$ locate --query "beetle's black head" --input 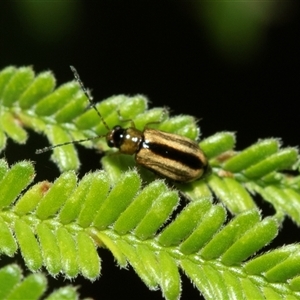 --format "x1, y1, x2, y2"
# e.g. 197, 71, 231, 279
106, 125, 125, 148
